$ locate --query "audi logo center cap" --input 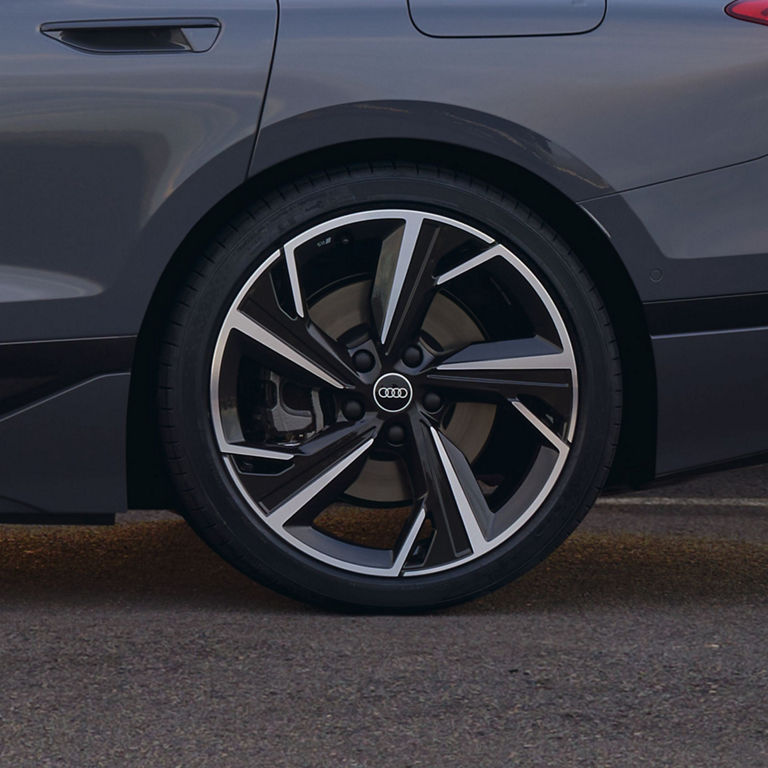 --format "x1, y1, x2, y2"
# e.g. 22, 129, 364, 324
373, 373, 413, 413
